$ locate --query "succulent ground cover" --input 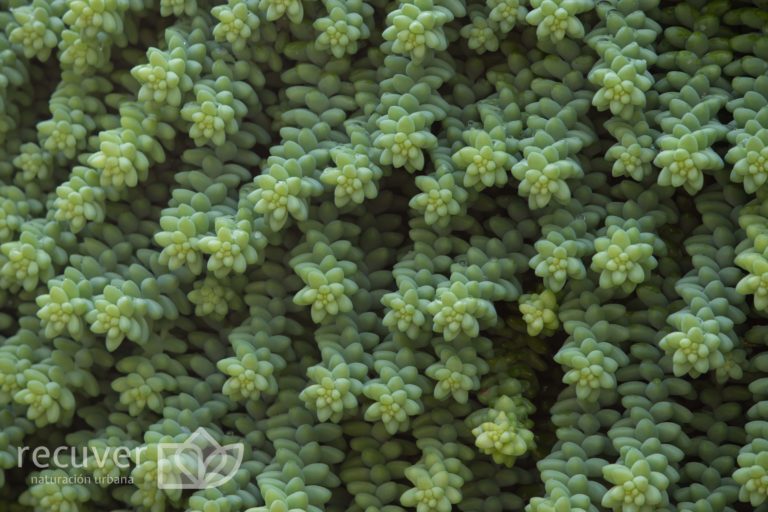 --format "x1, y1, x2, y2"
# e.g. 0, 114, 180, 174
1, 0, 768, 511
